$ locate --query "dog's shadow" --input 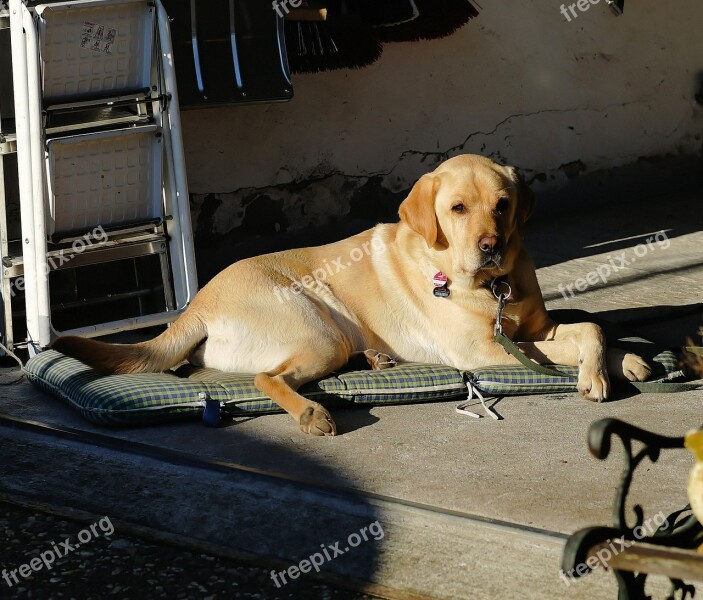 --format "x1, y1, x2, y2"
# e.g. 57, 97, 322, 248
552, 305, 701, 402
331, 407, 380, 434
608, 382, 646, 401
219, 406, 380, 435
